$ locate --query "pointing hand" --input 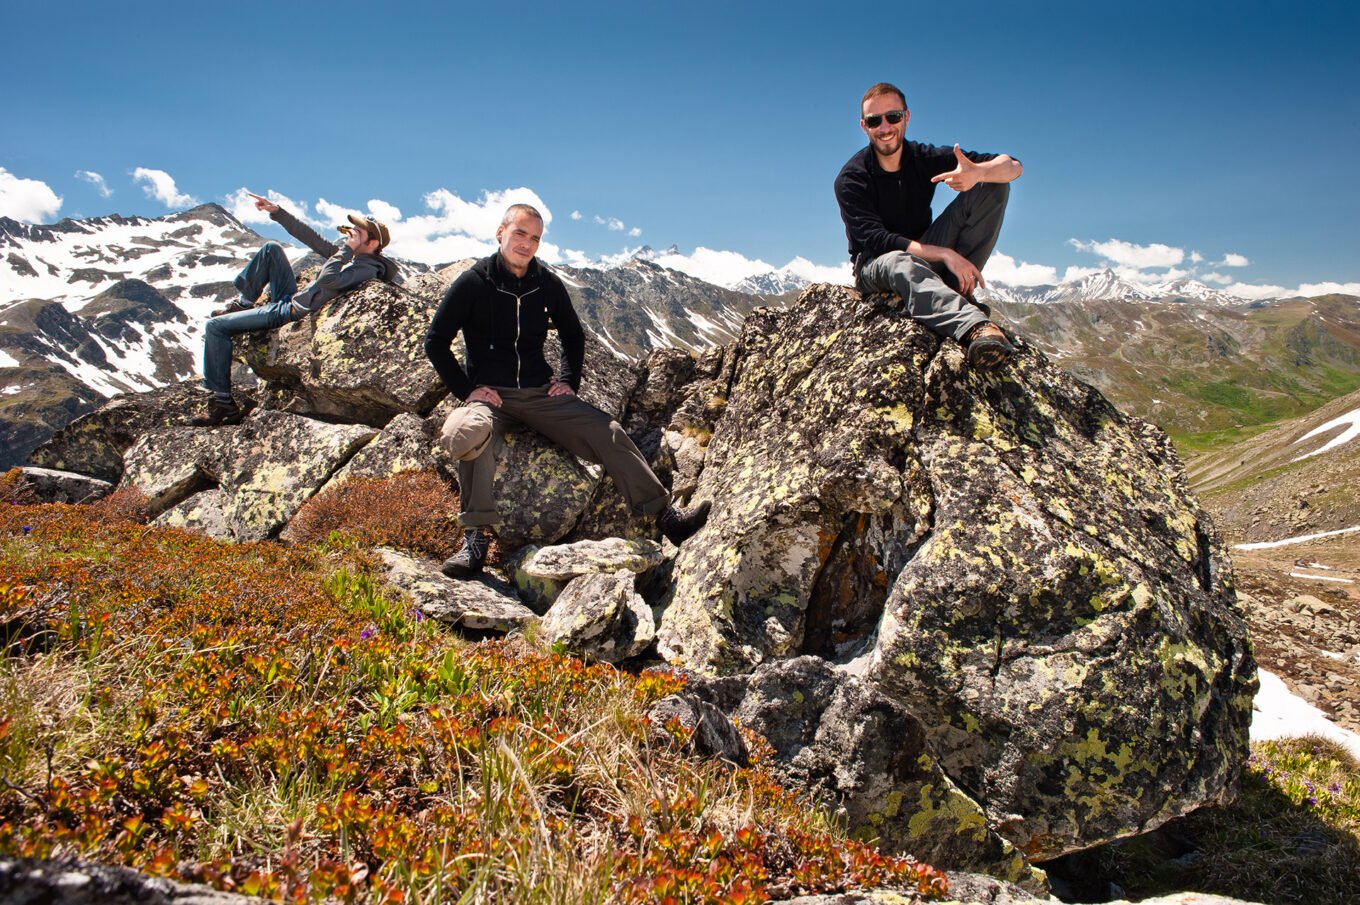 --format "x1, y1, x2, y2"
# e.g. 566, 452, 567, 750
246, 191, 279, 213
930, 145, 981, 193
